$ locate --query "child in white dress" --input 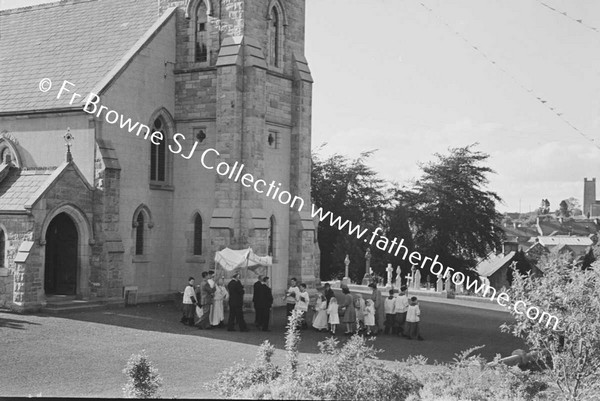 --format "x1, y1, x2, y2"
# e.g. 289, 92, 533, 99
312, 294, 328, 331
327, 297, 340, 334
355, 294, 366, 332
364, 299, 376, 336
